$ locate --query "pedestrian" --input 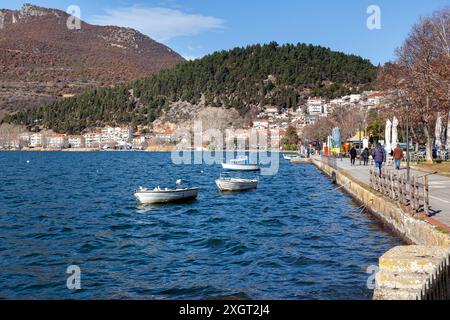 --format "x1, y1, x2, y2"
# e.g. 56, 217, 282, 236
362, 147, 370, 166
372, 143, 386, 176
349, 145, 357, 166
393, 144, 403, 170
